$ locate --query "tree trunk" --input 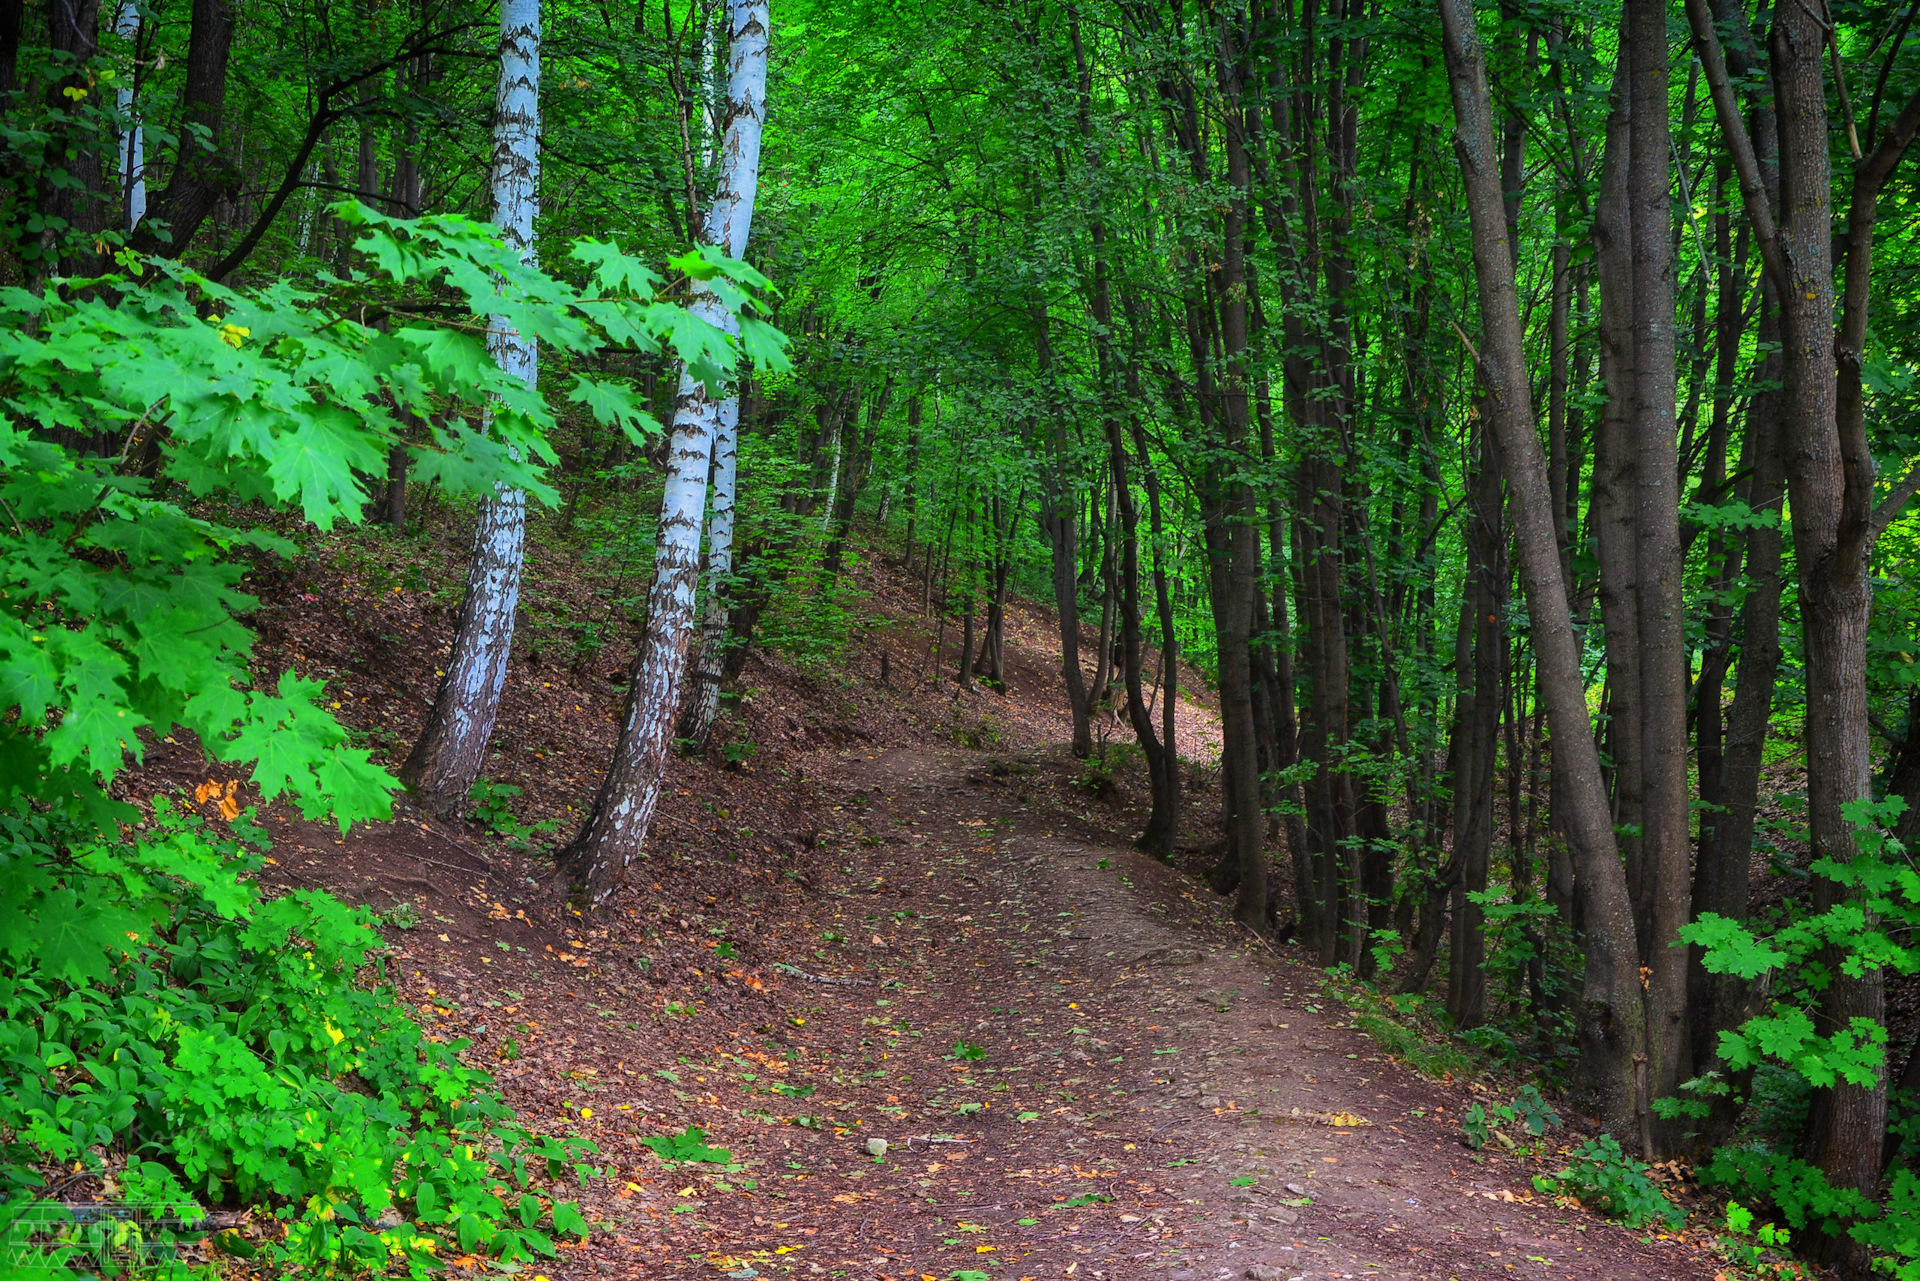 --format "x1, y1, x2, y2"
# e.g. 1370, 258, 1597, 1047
558, 0, 768, 904
1447, 424, 1503, 1031
1623, 0, 1694, 1136
130, 0, 234, 257
400, 0, 542, 816
1039, 305, 1093, 756
676, 394, 741, 747
114, 0, 145, 229
1437, 0, 1648, 1135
